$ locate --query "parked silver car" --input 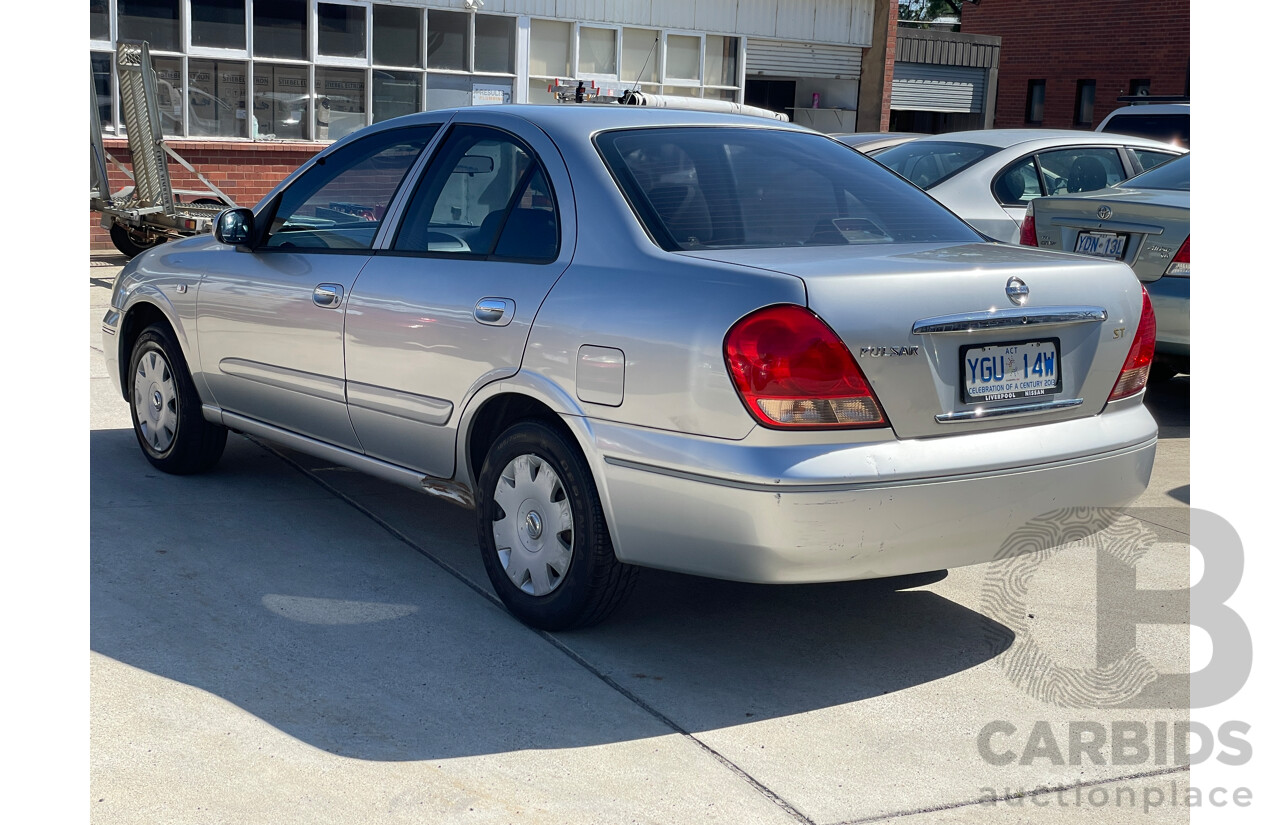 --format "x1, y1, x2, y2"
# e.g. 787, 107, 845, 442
102, 105, 1158, 629
1022, 153, 1189, 380
870, 129, 1185, 243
